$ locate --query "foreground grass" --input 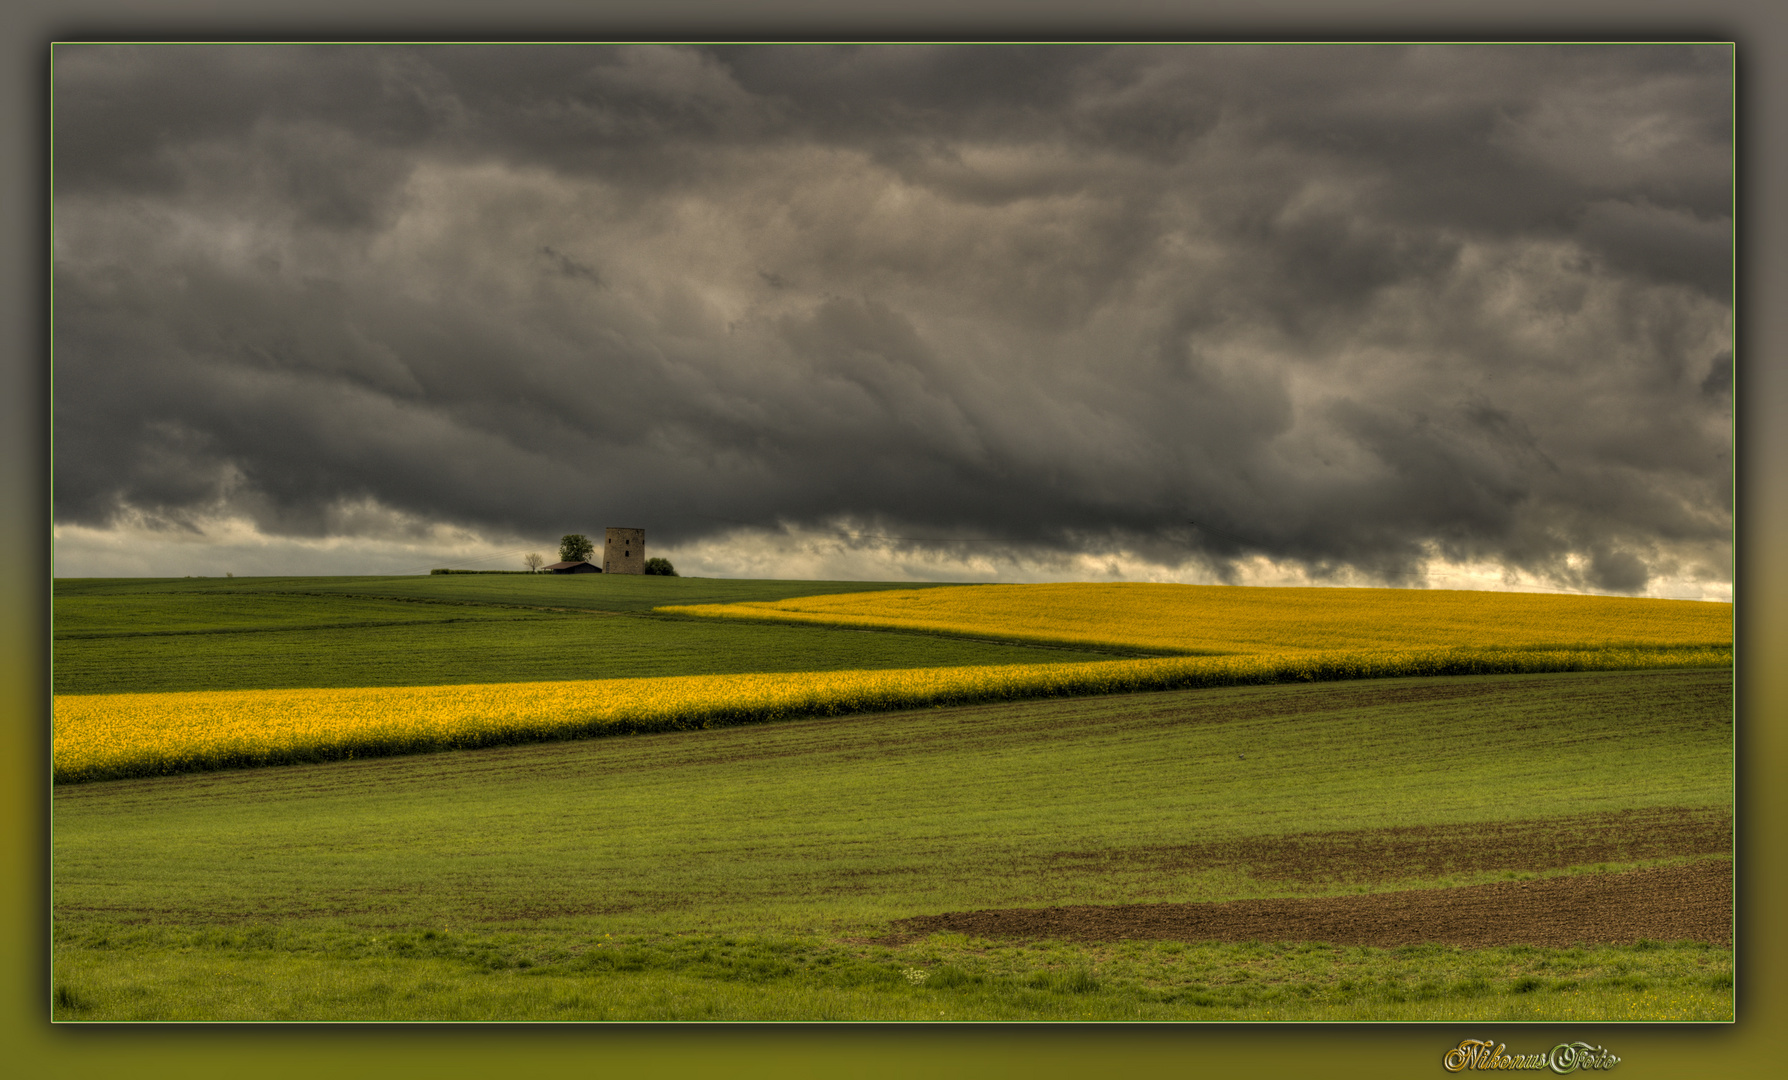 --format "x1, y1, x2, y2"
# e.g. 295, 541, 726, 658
50, 927, 1732, 1022
53, 669, 1731, 1020
54, 671, 1732, 927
